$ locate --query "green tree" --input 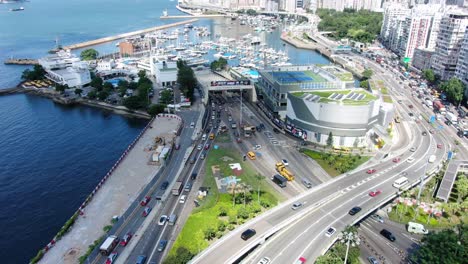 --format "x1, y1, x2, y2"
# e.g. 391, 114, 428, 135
237, 207, 249, 219
80, 49, 99, 61
123, 96, 143, 110
315, 254, 342, 264
218, 206, 228, 217
422, 69, 437, 85
97, 90, 109, 101
137, 70, 146, 79
103, 81, 114, 91
327, 132, 334, 148
163, 247, 195, 264
147, 103, 166, 117
204, 227, 216, 240
118, 86, 127, 97
54, 84, 68, 93
440, 77, 466, 107
21, 65, 46, 81
455, 175, 468, 203
159, 89, 173, 104
359, 80, 369, 89
246, 9, 257, 16
210, 58, 228, 71
87, 90, 97, 99
218, 221, 227, 232
177, 60, 197, 102
74, 88, 83, 96
90, 76, 103, 91
410, 225, 466, 264
362, 69, 373, 80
